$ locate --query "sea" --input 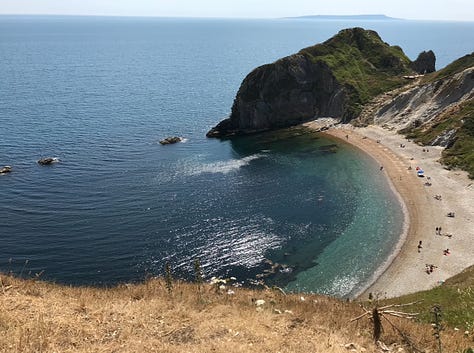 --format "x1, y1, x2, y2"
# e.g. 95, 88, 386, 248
1, 16, 473, 297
